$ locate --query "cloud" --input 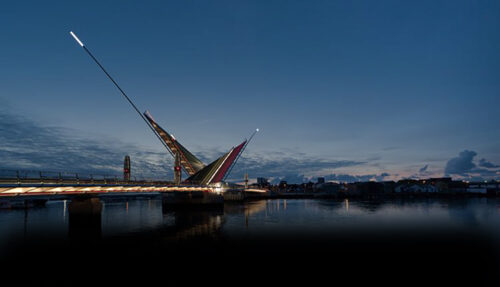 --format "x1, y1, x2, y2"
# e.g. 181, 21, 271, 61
444, 150, 499, 181
409, 164, 435, 179
0, 109, 173, 179
278, 174, 307, 184
382, 146, 400, 151
444, 150, 477, 175
225, 152, 366, 183
0, 108, 370, 182
419, 165, 428, 173
479, 158, 499, 169
4, 107, 497, 184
